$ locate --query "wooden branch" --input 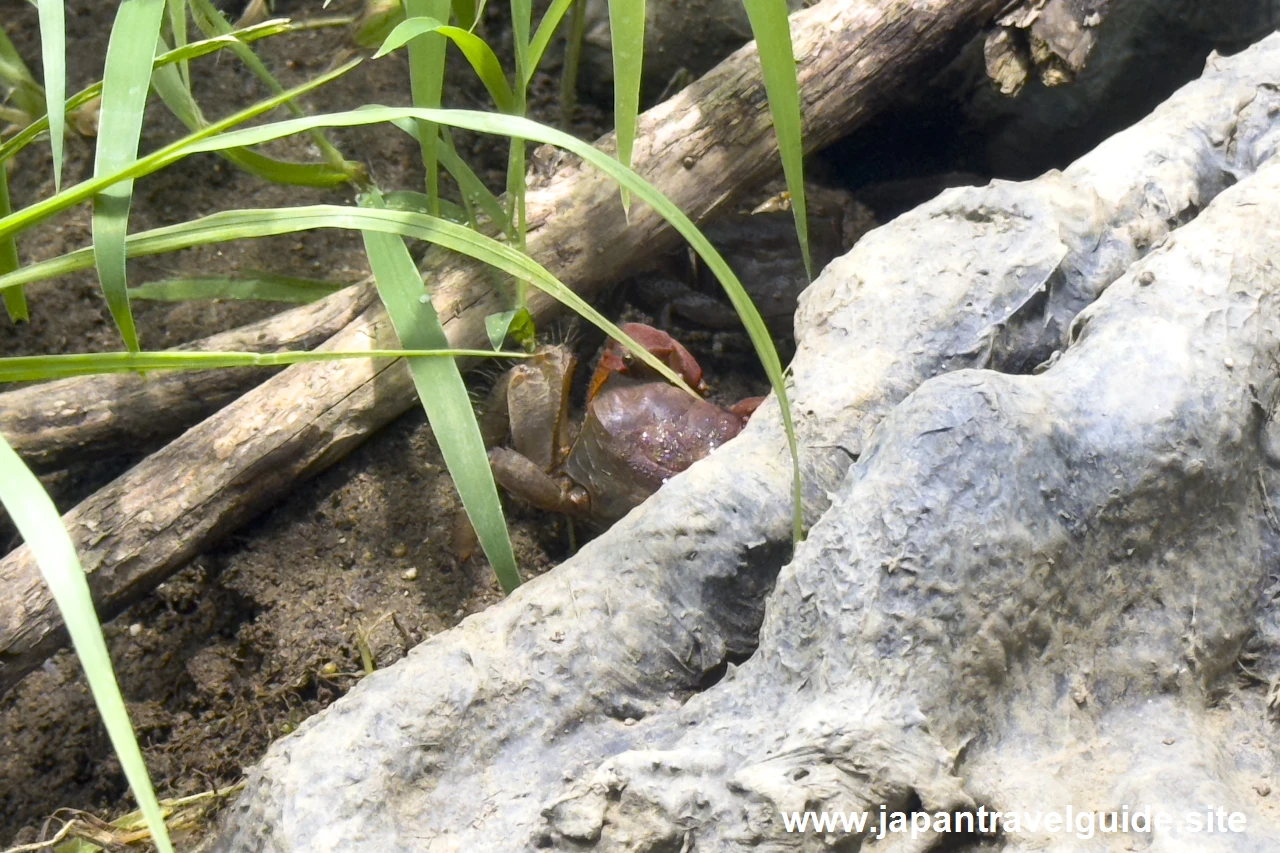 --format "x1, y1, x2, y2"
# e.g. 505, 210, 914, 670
0, 282, 378, 472
0, 0, 1009, 697
986, 0, 1117, 93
